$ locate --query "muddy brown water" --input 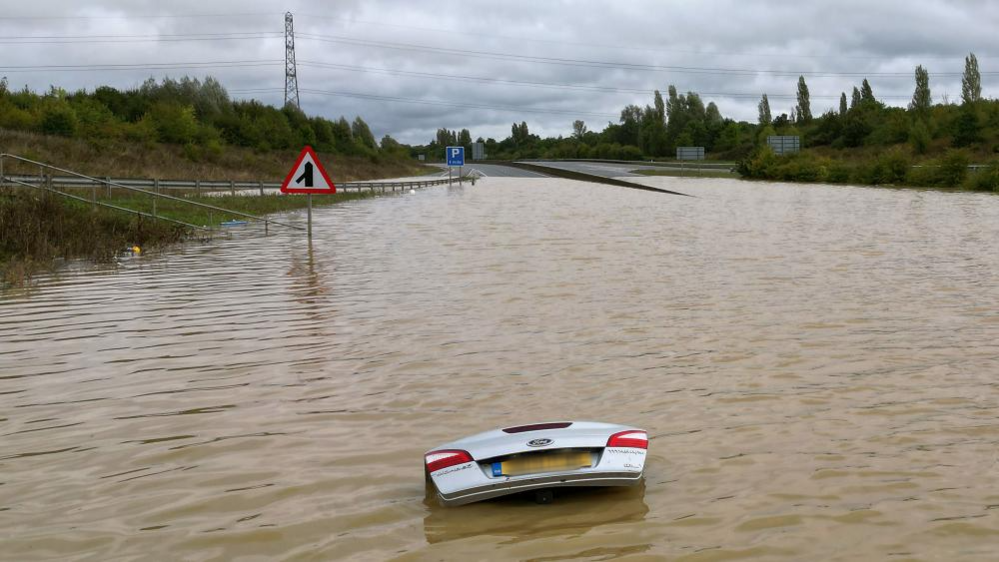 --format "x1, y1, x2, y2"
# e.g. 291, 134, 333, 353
2, 177, 999, 561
